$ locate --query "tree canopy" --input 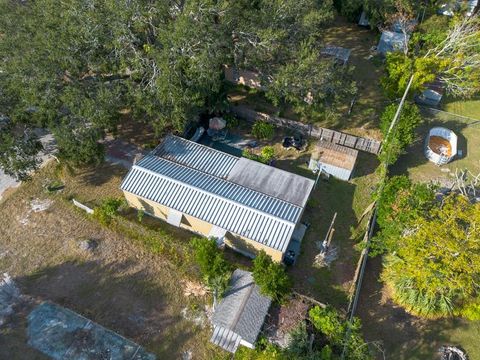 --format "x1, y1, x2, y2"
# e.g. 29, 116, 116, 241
381, 15, 480, 99
374, 177, 480, 320
377, 102, 422, 166
0, 0, 350, 179
190, 237, 231, 307
252, 251, 292, 303
382, 194, 480, 319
